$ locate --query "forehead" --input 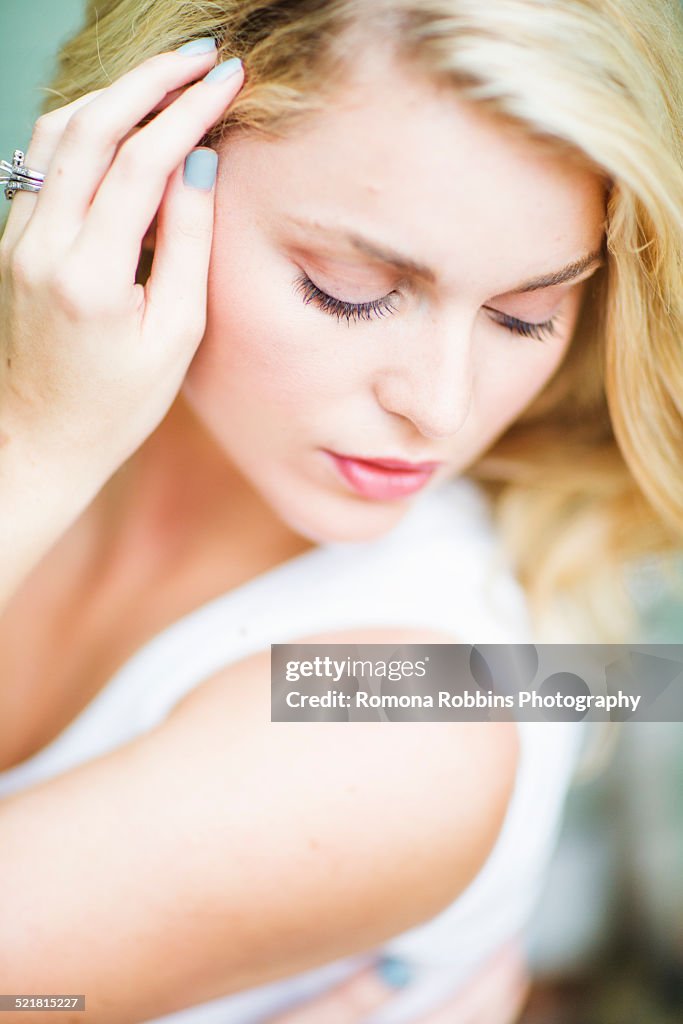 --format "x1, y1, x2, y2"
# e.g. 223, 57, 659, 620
222, 48, 605, 293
